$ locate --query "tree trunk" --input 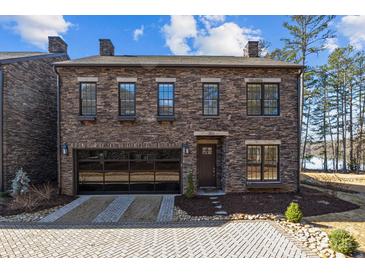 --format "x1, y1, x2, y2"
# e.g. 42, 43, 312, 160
336, 88, 340, 172
349, 84, 354, 171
